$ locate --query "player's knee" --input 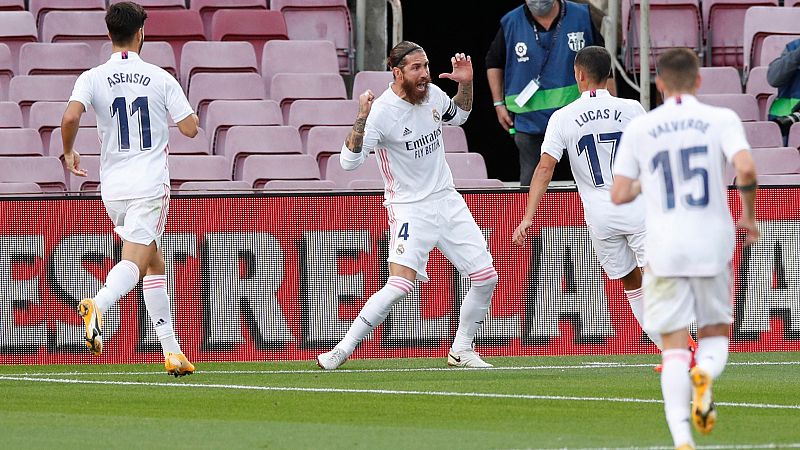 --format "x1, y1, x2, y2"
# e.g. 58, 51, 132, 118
469, 266, 498, 288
